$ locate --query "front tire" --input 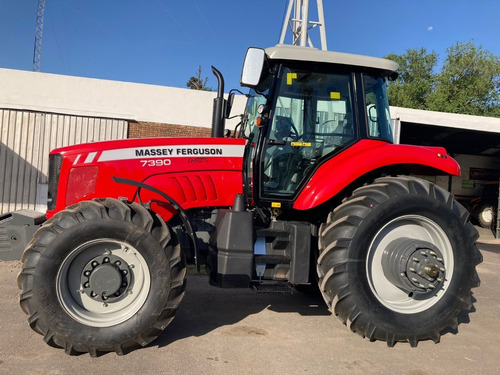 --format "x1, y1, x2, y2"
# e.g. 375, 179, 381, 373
17, 198, 186, 356
317, 176, 482, 346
